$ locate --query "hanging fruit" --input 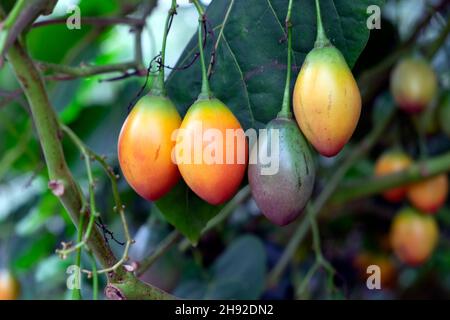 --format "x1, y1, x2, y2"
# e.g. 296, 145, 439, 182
175, 0, 247, 205
390, 57, 437, 113
438, 93, 450, 138
248, 0, 314, 226
176, 98, 247, 205
407, 174, 448, 214
118, 1, 181, 201
293, 0, 361, 157
249, 118, 315, 226
374, 151, 412, 202
390, 207, 438, 266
